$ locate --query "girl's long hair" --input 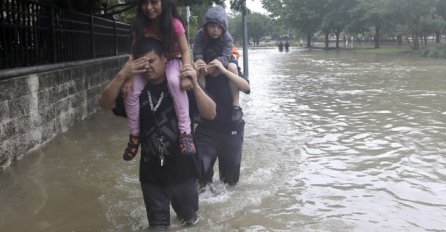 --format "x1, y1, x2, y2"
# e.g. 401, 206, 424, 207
131, 0, 184, 53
